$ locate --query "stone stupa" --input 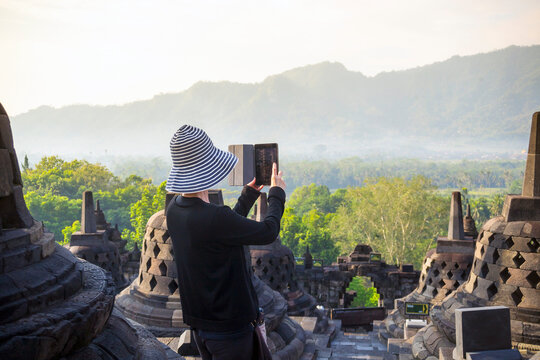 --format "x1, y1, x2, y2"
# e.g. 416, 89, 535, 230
0, 102, 175, 360
68, 191, 129, 291
380, 191, 476, 342
411, 112, 540, 359
250, 193, 319, 316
